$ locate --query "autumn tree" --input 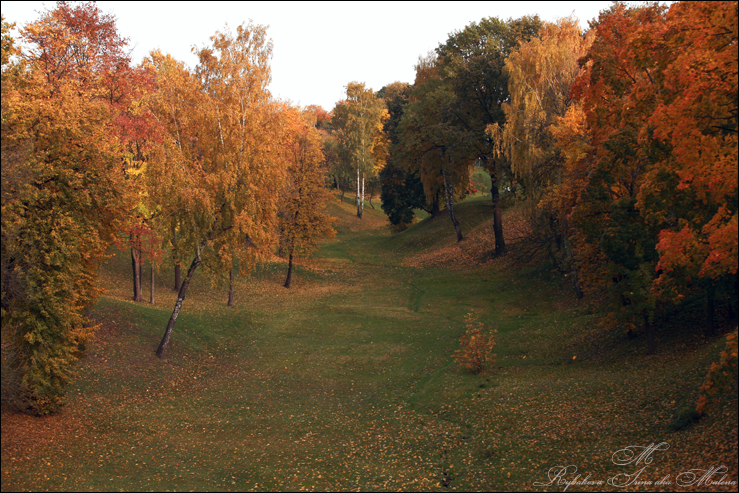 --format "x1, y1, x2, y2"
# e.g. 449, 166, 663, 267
278, 106, 335, 288
436, 15, 542, 254
144, 51, 201, 299
396, 53, 472, 242
151, 23, 286, 357
1, 2, 138, 413
556, 1, 737, 351
490, 18, 593, 289
115, 93, 166, 305
563, 3, 674, 353
544, 102, 598, 299
645, 1, 738, 332
303, 104, 331, 128
332, 82, 389, 219
496, 18, 593, 194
